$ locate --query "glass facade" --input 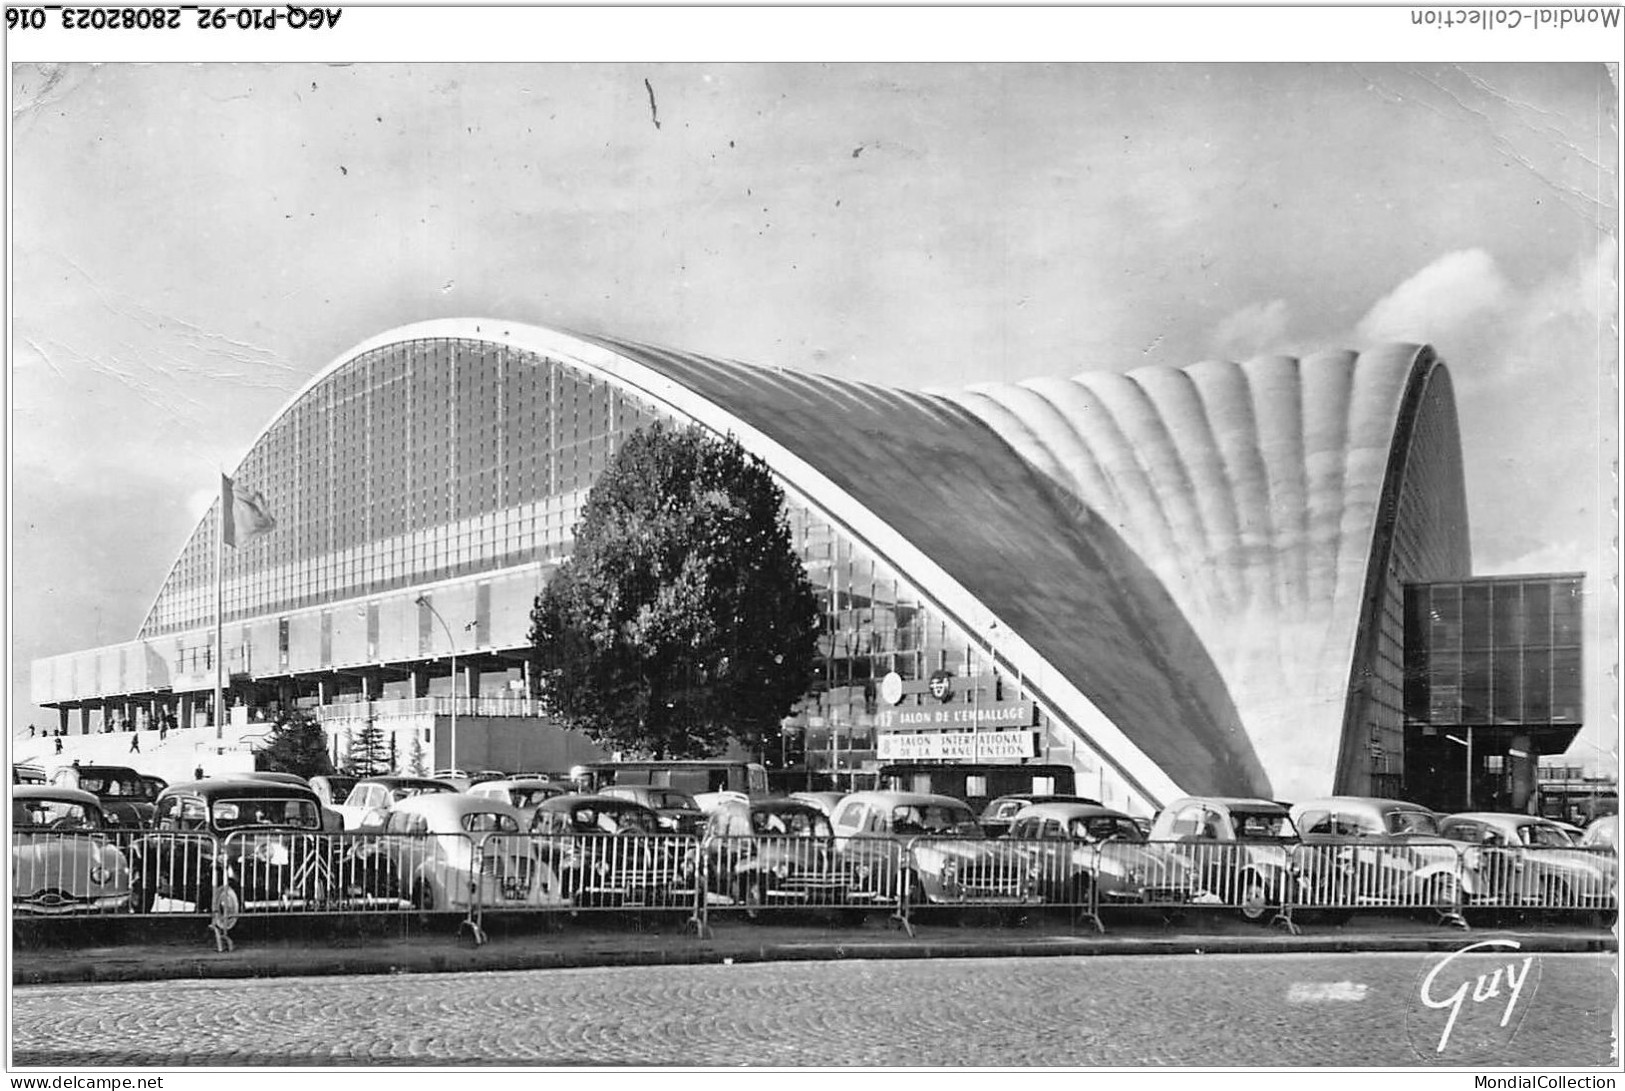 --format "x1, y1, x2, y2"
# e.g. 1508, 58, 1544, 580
1404, 575, 1584, 727
140, 340, 660, 635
